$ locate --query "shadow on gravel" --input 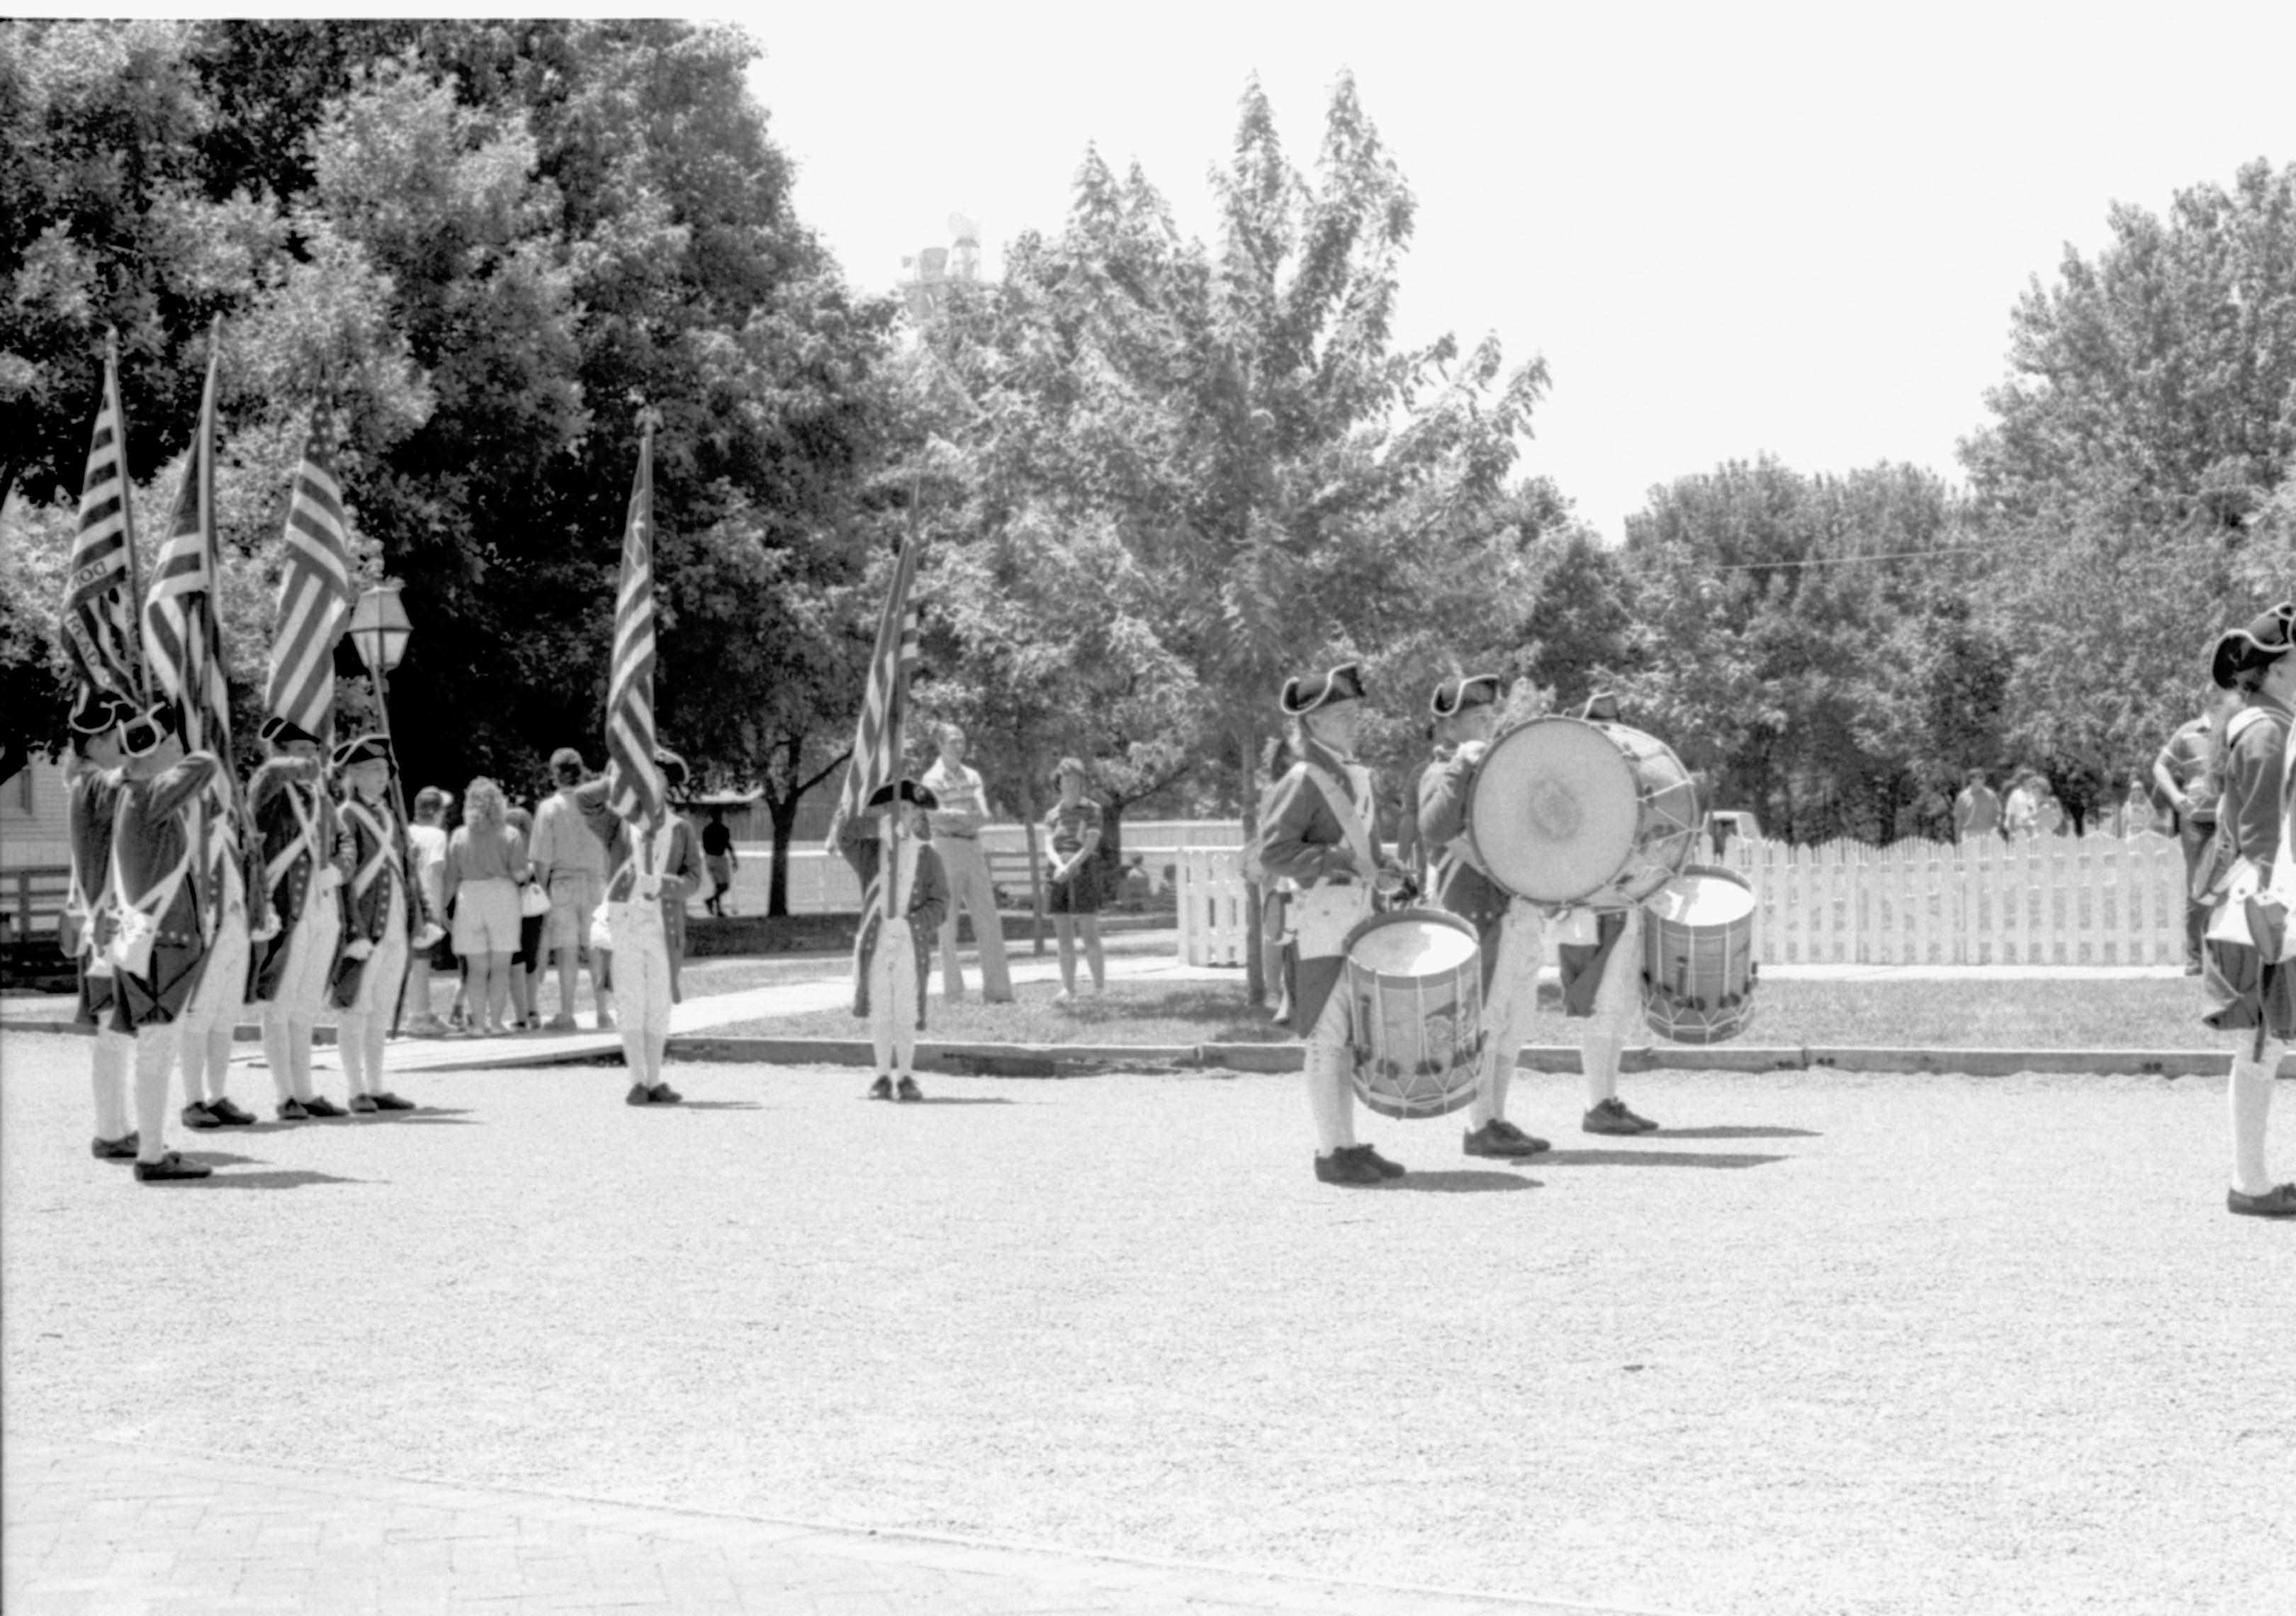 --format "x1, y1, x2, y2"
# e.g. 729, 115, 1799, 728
1391, 1170, 1539, 1194
176, 1151, 261, 1166
346, 1109, 478, 1126
175, 1170, 368, 1191
1657, 1125, 1821, 1140
1541, 1148, 1788, 1169
898, 1096, 1017, 1106
667, 1100, 763, 1111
